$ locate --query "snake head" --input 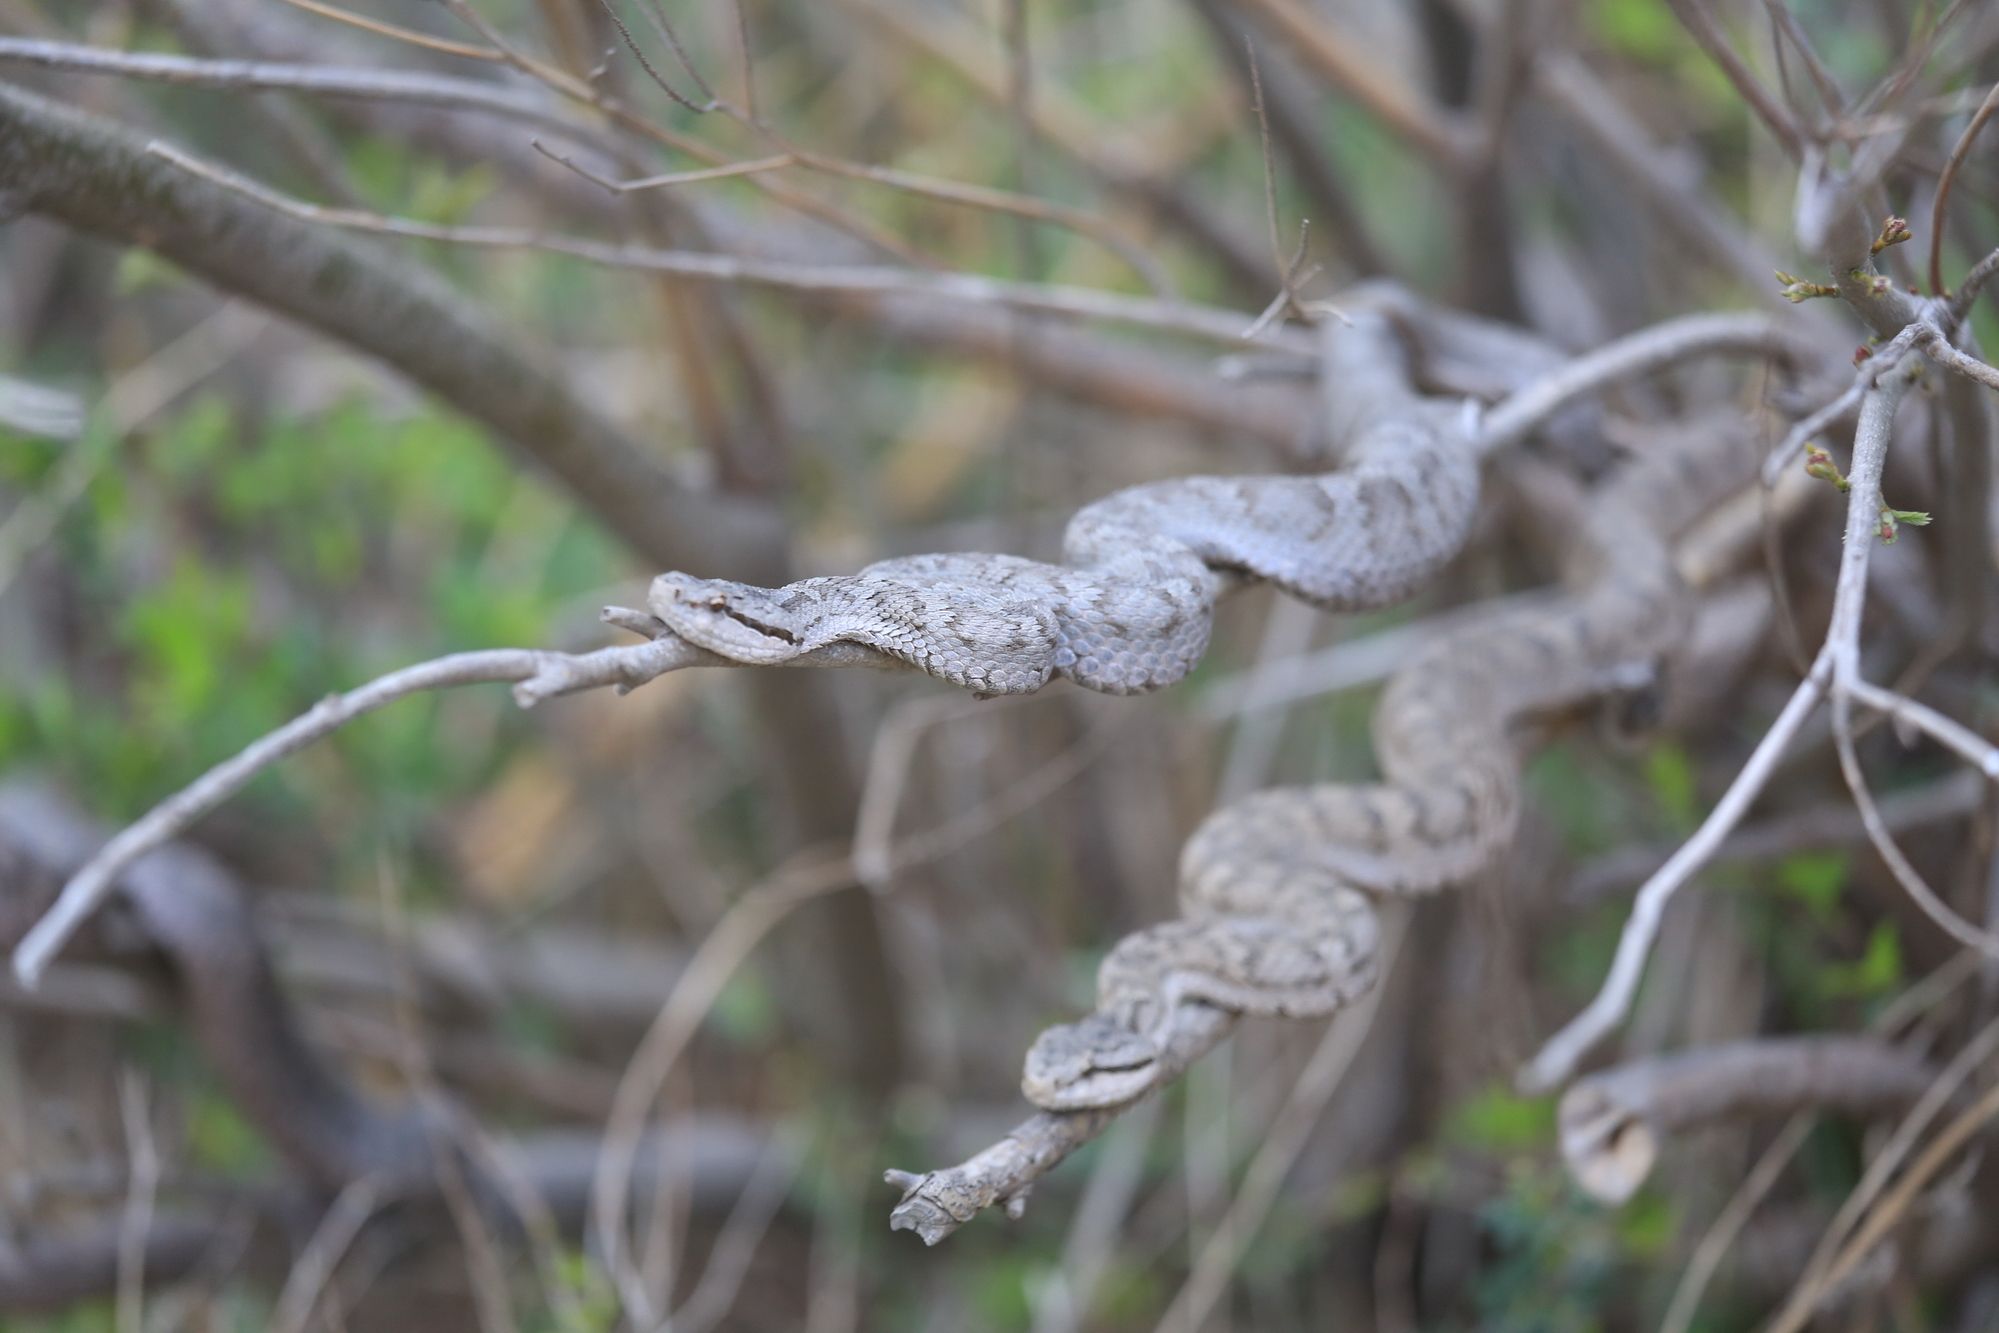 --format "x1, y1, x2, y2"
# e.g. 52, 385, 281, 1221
1020, 1012, 1164, 1111
648, 571, 808, 664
